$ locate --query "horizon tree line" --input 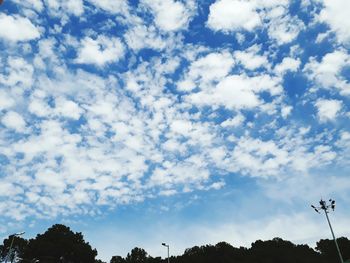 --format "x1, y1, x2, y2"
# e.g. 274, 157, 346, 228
1, 224, 349, 263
